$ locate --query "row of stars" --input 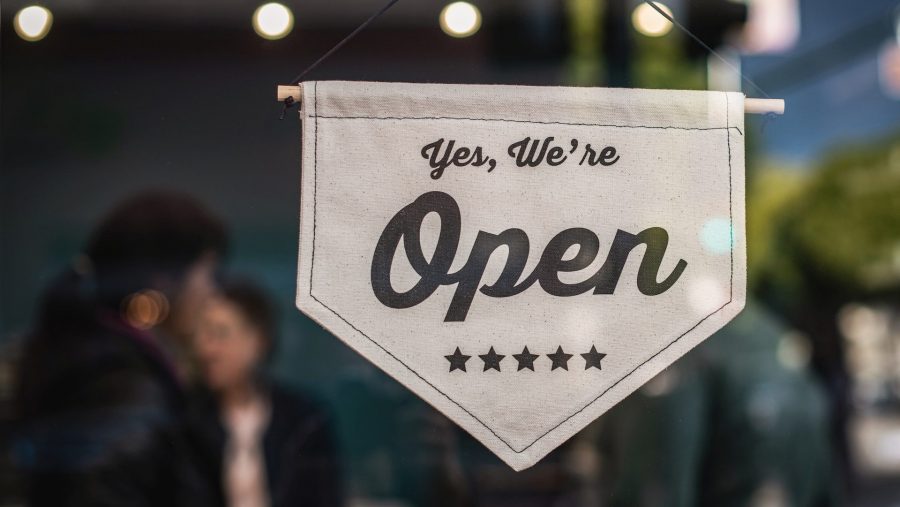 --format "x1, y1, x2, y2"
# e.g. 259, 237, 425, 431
445, 345, 606, 372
